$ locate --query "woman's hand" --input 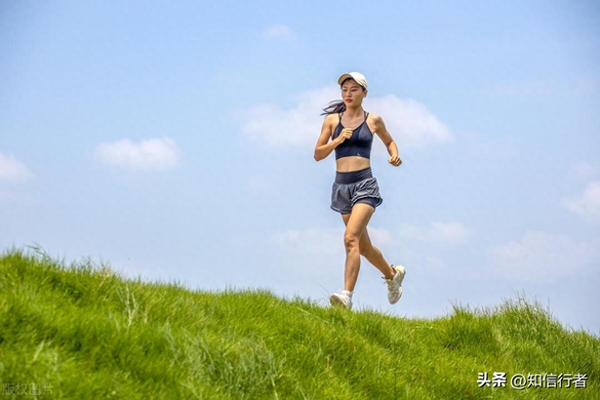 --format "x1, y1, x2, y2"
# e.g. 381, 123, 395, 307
388, 155, 402, 167
336, 128, 353, 144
